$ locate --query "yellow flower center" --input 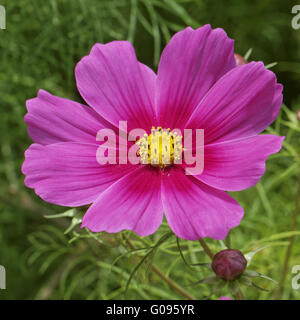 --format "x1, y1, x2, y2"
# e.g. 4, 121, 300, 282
136, 126, 183, 168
